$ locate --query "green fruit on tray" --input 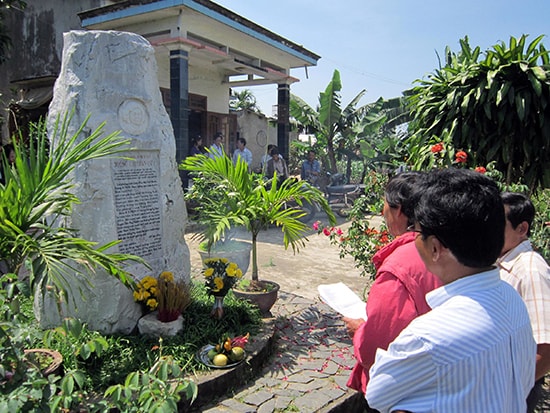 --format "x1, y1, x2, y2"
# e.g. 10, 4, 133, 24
229, 346, 245, 361
207, 348, 218, 361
